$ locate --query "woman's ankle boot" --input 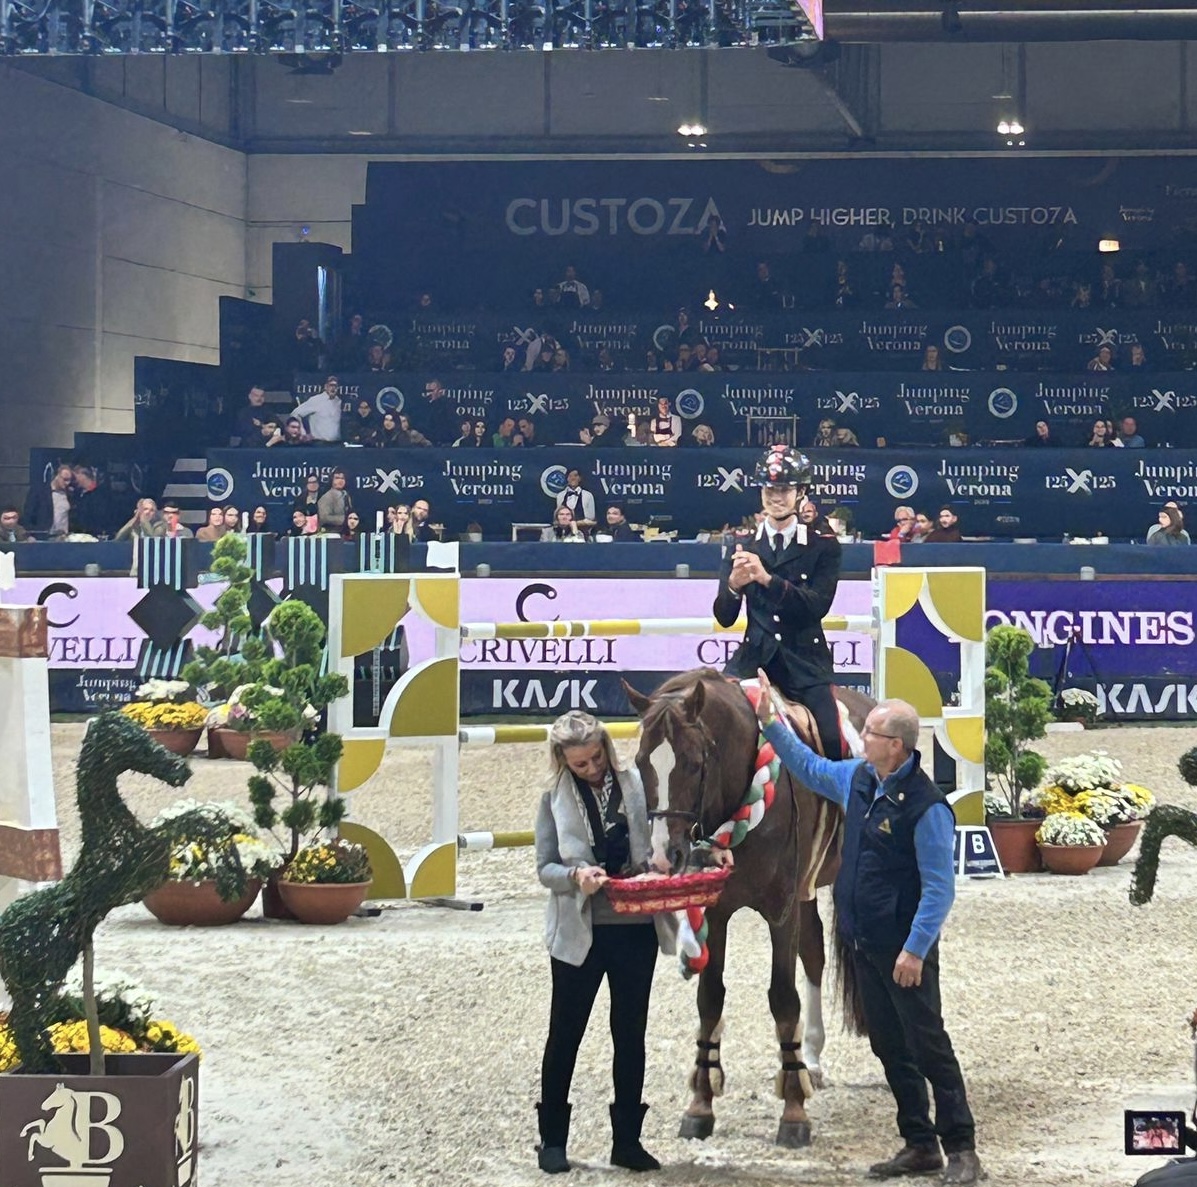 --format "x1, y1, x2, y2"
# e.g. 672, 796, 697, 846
536, 1102, 571, 1174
